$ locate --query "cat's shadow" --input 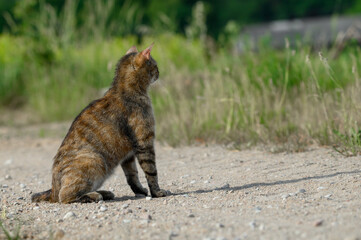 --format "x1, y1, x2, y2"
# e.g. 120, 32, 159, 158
107, 169, 360, 202
109, 195, 147, 202
171, 169, 361, 196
